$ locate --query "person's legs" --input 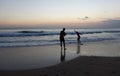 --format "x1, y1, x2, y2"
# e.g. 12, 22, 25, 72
77, 38, 80, 44
60, 40, 62, 48
63, 40, 66, 50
